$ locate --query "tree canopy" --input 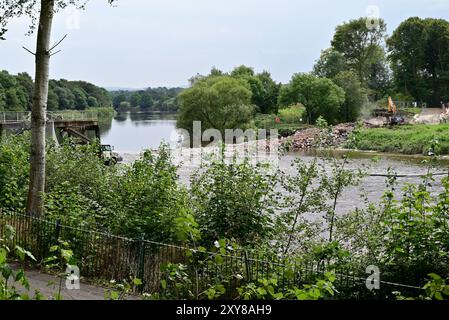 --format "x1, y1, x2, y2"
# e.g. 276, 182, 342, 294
110, 87, 183, 112
333, 71, 367, 122
0, 70, 112, 111
331, 17, 387, 83
278, 73, 345, 124
177, 75, 254, 137
388, 17, 449, 105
